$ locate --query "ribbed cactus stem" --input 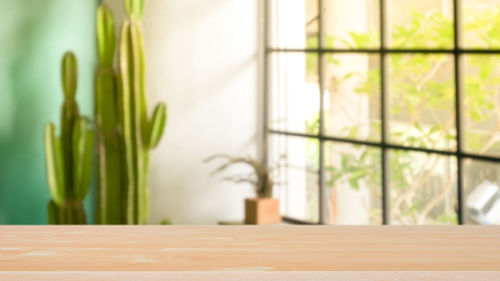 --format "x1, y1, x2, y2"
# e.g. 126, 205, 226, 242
119, 11, 167, 224
95, 0, 167, 225
44, 51, 94, 225
61, 52, 79, 200
120, 19, 144, 224
95, 4, 124, 224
